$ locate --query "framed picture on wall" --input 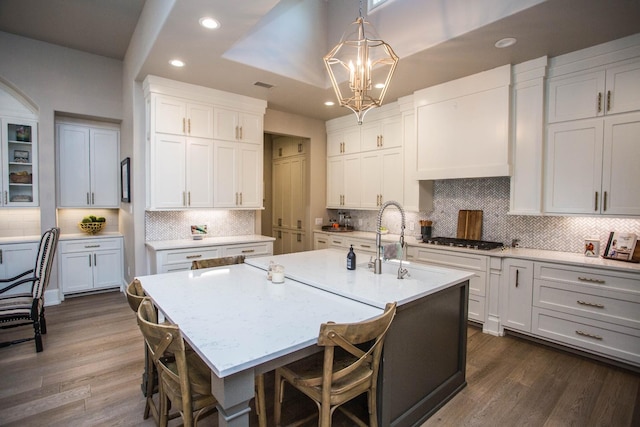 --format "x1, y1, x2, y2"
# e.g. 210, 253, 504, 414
121, 157, 130, 203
